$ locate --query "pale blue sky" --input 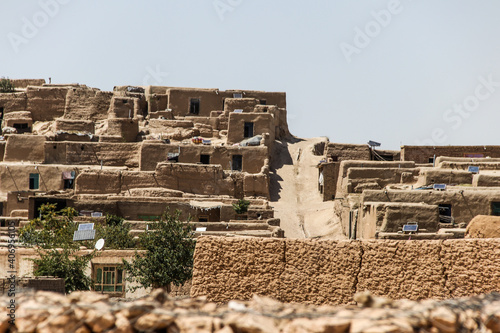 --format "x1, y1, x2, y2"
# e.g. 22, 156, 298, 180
2, 0, 500, 149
